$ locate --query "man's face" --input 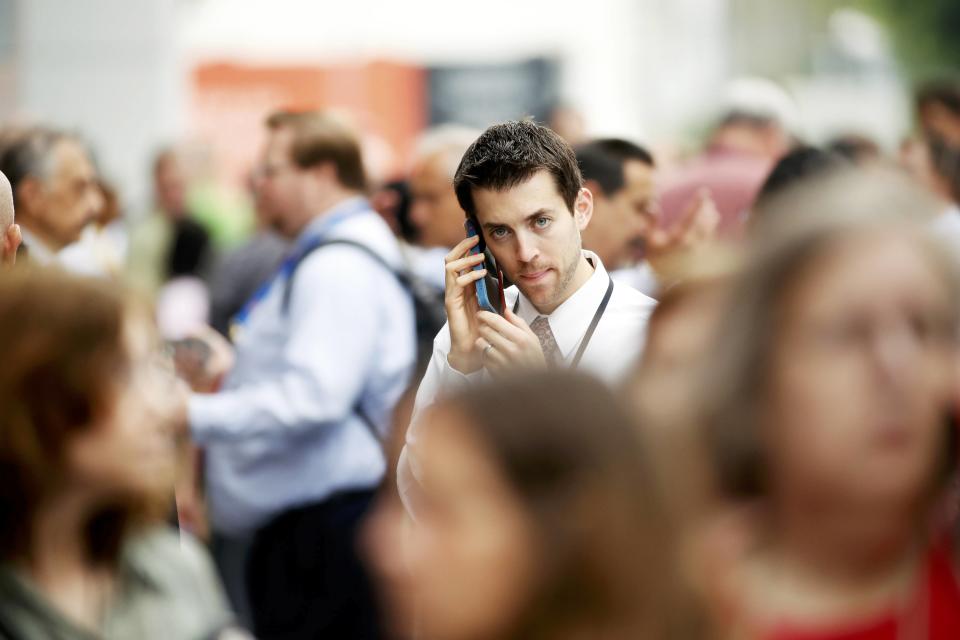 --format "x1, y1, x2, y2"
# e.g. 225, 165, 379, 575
154, 157, 188, 220
253, 127, 307, 238
473, 170, 590, 313
586, 160, 657, 268
410, 152, 465, 249
35, 140, 101, 249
